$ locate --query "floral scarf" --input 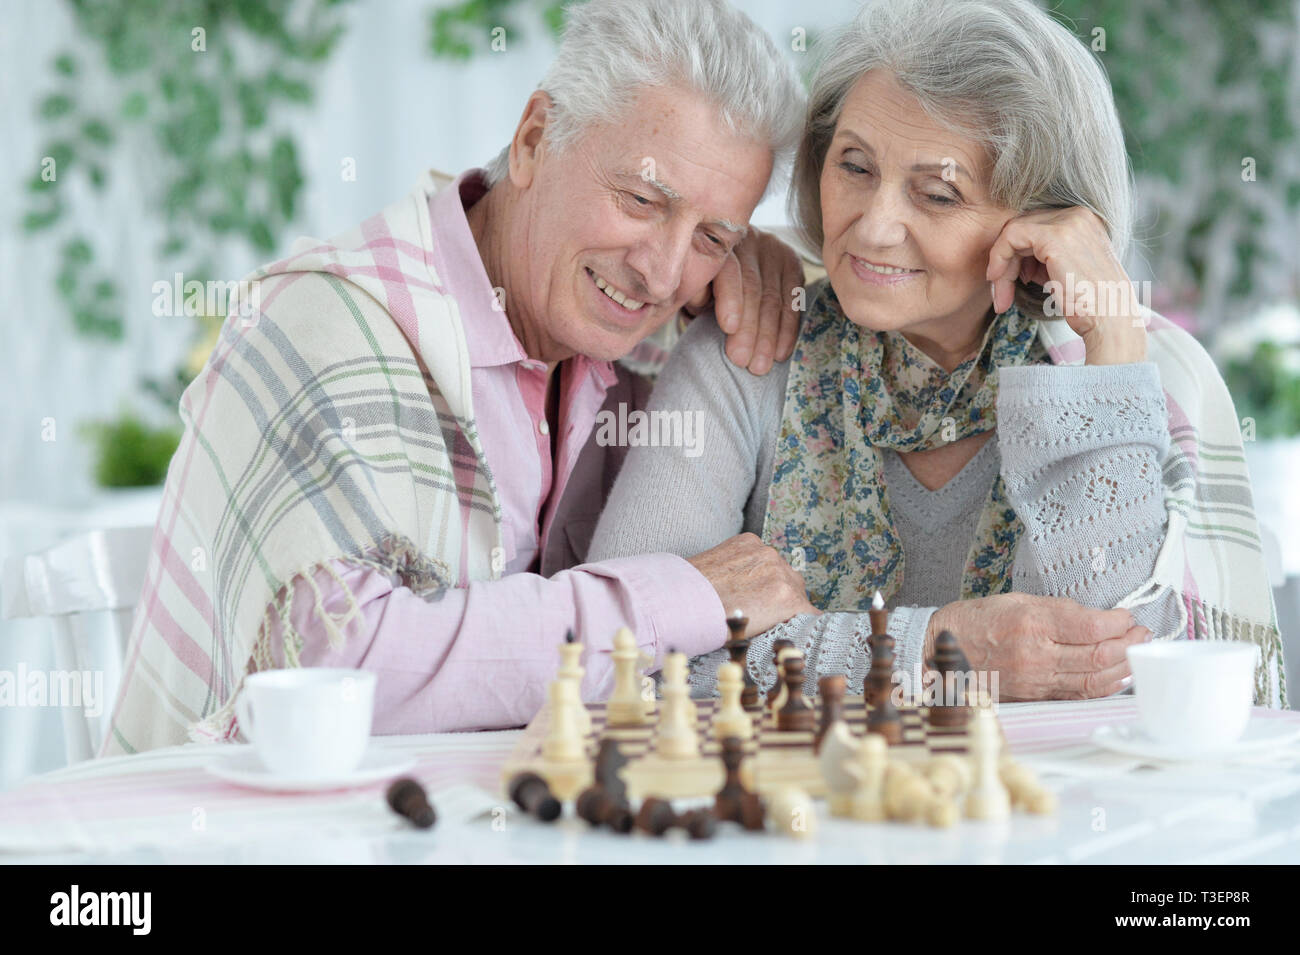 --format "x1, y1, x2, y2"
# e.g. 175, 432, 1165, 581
763, 278, 1049, 609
